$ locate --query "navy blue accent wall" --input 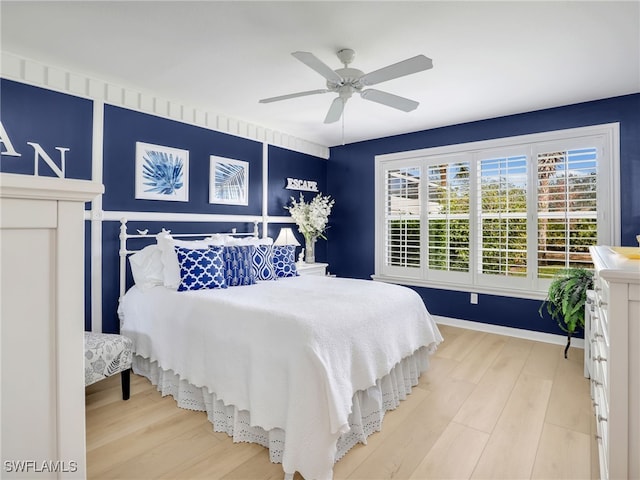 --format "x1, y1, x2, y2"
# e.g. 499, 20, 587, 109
267, 145, 329, 263
103, 105, 263, 215
267, 145, 328, 216
327, 93, 640, 336
98, 108, 328, 332
0, 79, 93, 179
